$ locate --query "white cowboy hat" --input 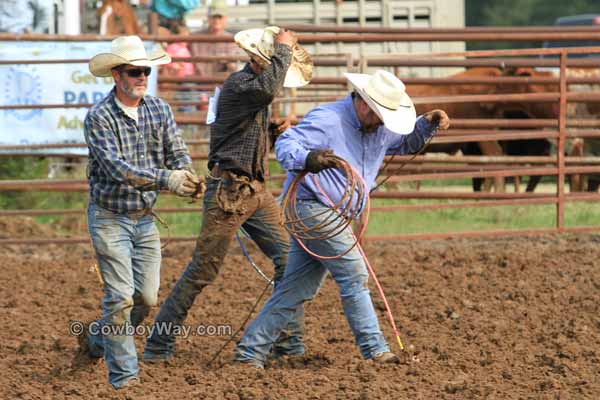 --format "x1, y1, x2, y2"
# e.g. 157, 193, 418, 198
89, 35, 171, 77
234, 26, 313, 88
345, 70, 416, 135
